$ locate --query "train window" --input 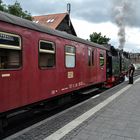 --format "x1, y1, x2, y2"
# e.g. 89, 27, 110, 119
88, 49, 92, 66
100, 53, 104, 66
65, 46, 76, 68
39, 40, 55, 68
92, 50, 94, 65
0, 31, 21, 70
